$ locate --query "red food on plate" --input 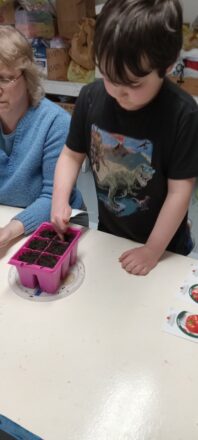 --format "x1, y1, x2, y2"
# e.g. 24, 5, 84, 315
185, 315, 198, 334
191, 287, 198, 302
